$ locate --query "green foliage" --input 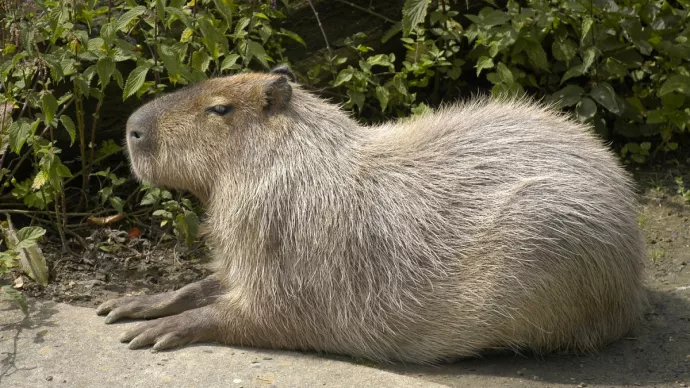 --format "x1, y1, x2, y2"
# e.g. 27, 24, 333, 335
677, 177, 690, 203
315, 0, 689, 163
1, 0, 688, 291
0, 285, 29, 315
140, 184, 200, 246
0, 0, 299, 276
1, 222, 46, 281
